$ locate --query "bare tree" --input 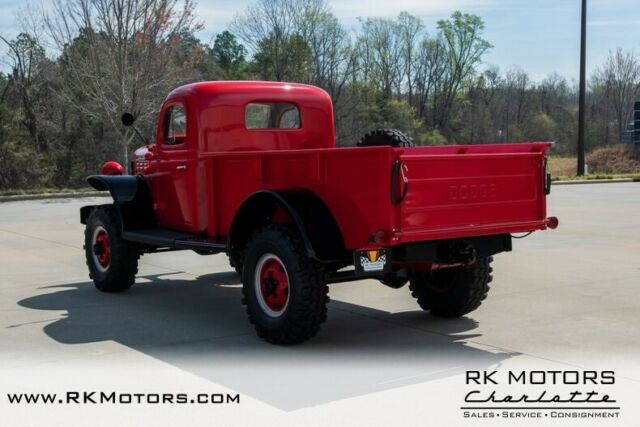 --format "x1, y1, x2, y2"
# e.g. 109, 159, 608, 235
414, 35, 449, 124
232, 0, 324, 81
44, 0, 201, 169
0, 33, 47, 147
356, 17, 403, 99
504, 67, 530, 133
397, 12, 424, 105
463, 66, 501, 143
592, 49, 640, 142
297, 7, 352, 102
